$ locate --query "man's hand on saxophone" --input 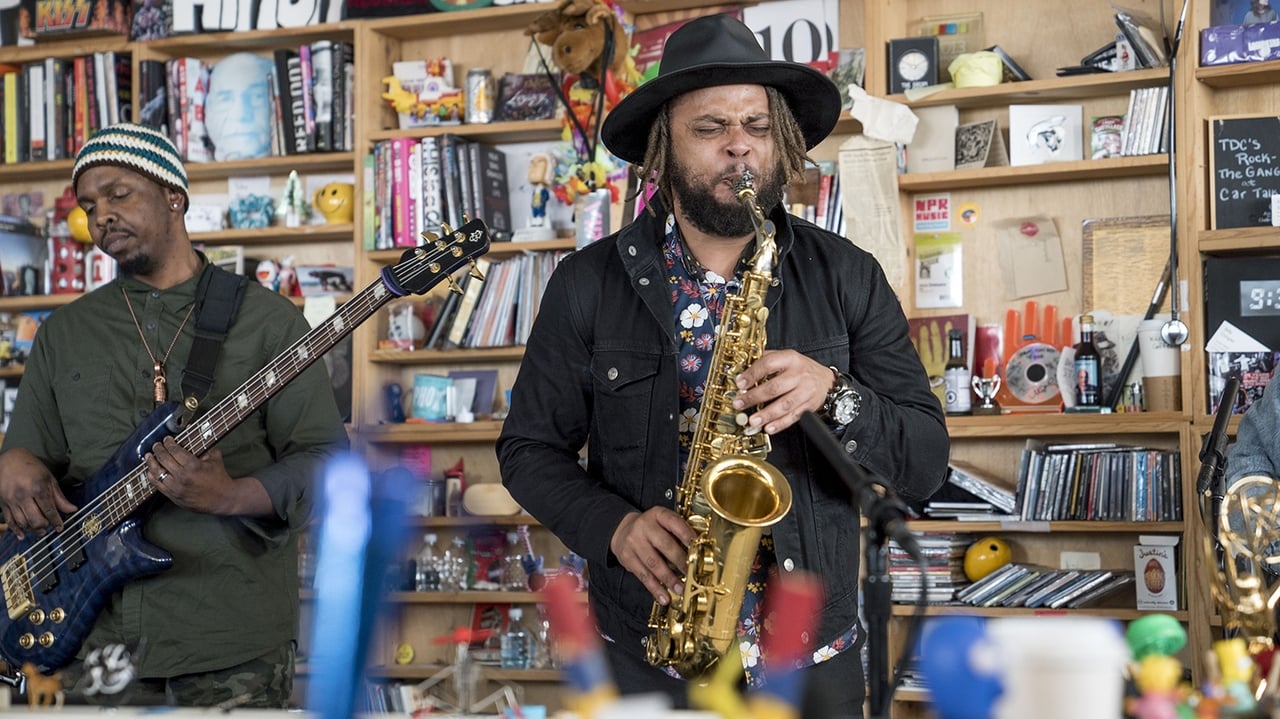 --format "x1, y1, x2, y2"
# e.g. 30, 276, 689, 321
610, 507, 697, 605
731, 349, 837, 434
